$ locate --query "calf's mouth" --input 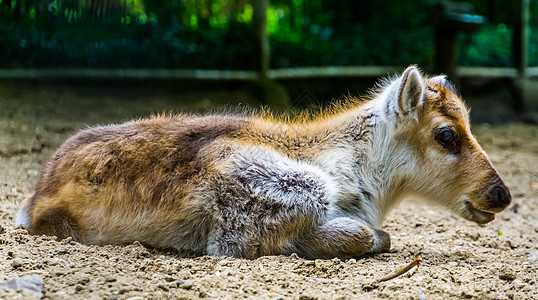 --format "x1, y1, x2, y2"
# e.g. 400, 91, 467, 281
464, 200, 496, 224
